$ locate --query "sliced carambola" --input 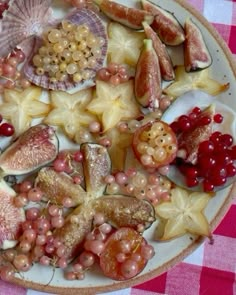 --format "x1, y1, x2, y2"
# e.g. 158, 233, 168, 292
143, 21, 175, 81
184, 18, 212, 72
93, 0, 154, 30
141, 0, 185, 46
135, 39, 162, 109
